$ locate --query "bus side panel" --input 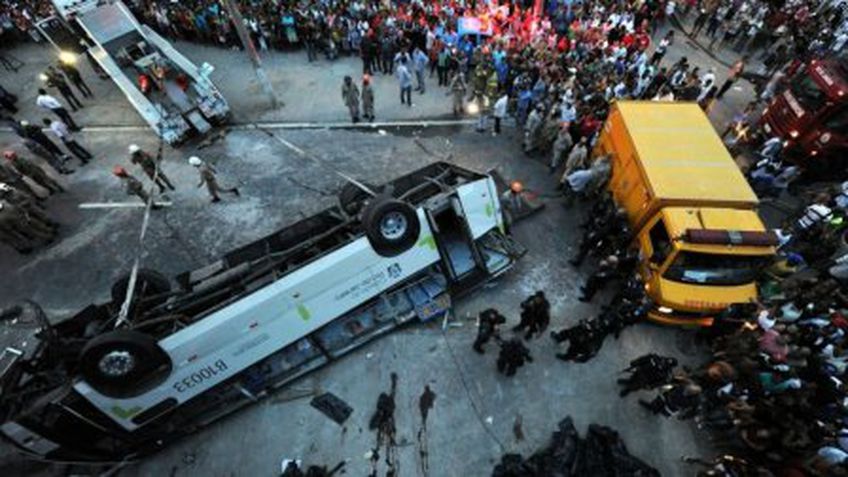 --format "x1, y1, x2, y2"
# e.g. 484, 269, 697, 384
75, 211, 441, 431
599, 106, 656, 232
